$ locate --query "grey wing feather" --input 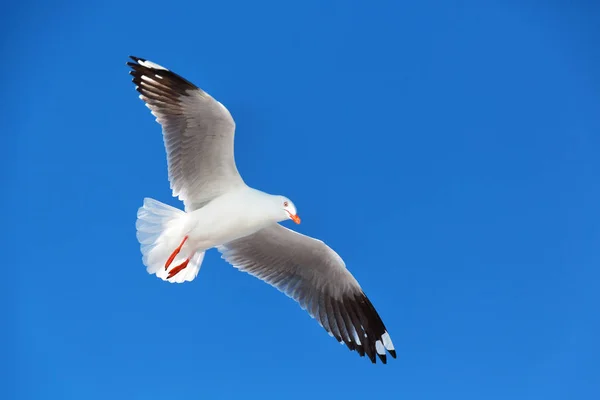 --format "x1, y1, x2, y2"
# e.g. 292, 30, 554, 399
218, 224, 396, 363
127, 56, 244, 210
